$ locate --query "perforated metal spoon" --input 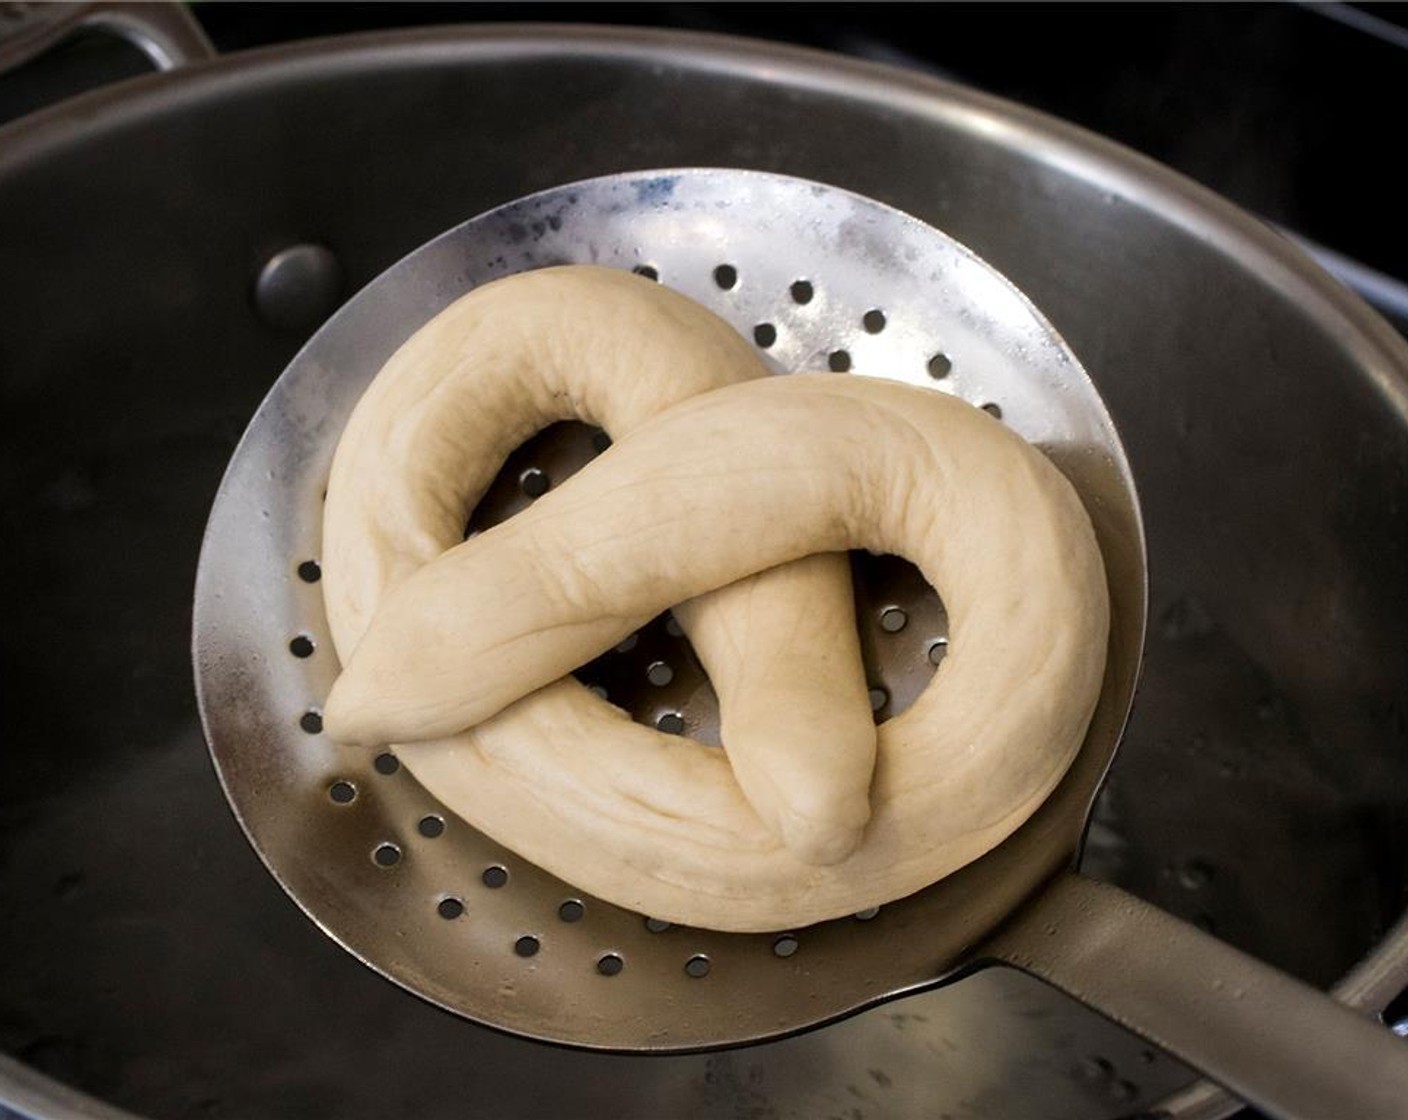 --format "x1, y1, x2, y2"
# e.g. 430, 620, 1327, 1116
193, 170, 1408, 1119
